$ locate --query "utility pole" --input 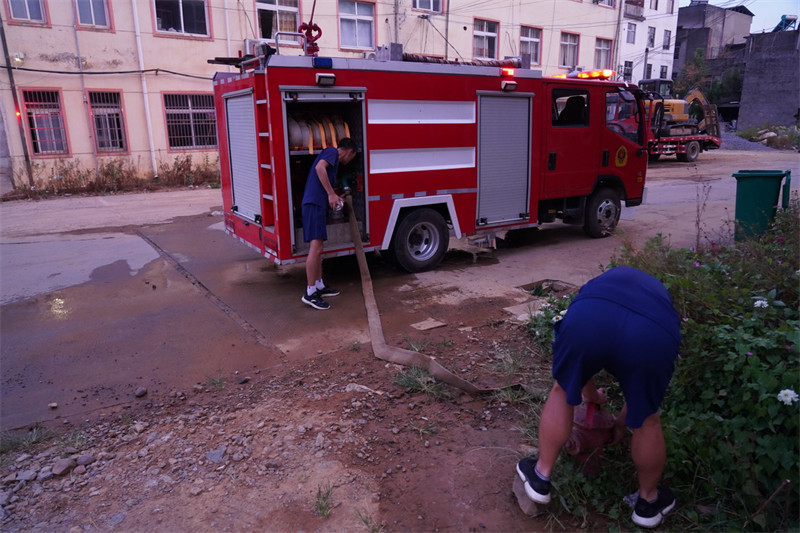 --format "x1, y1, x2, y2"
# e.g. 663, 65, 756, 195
0, 21, 34, 188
